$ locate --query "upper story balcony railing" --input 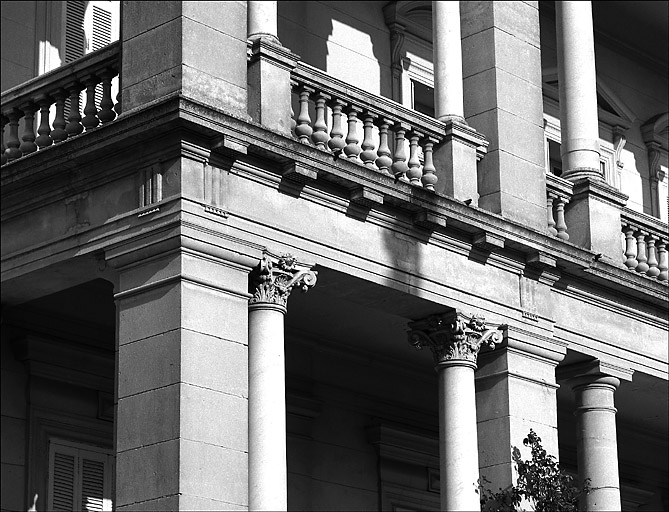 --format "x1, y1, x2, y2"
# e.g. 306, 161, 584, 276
288, 60, 486, 191
1, 41, 120, 166
1, 37, 667, 288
